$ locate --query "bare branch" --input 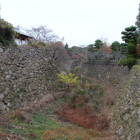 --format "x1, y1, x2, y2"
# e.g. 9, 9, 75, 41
26, 25, 59, 42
